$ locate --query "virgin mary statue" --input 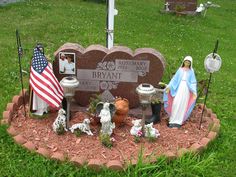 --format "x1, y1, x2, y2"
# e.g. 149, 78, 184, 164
163, 56, 197, 128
